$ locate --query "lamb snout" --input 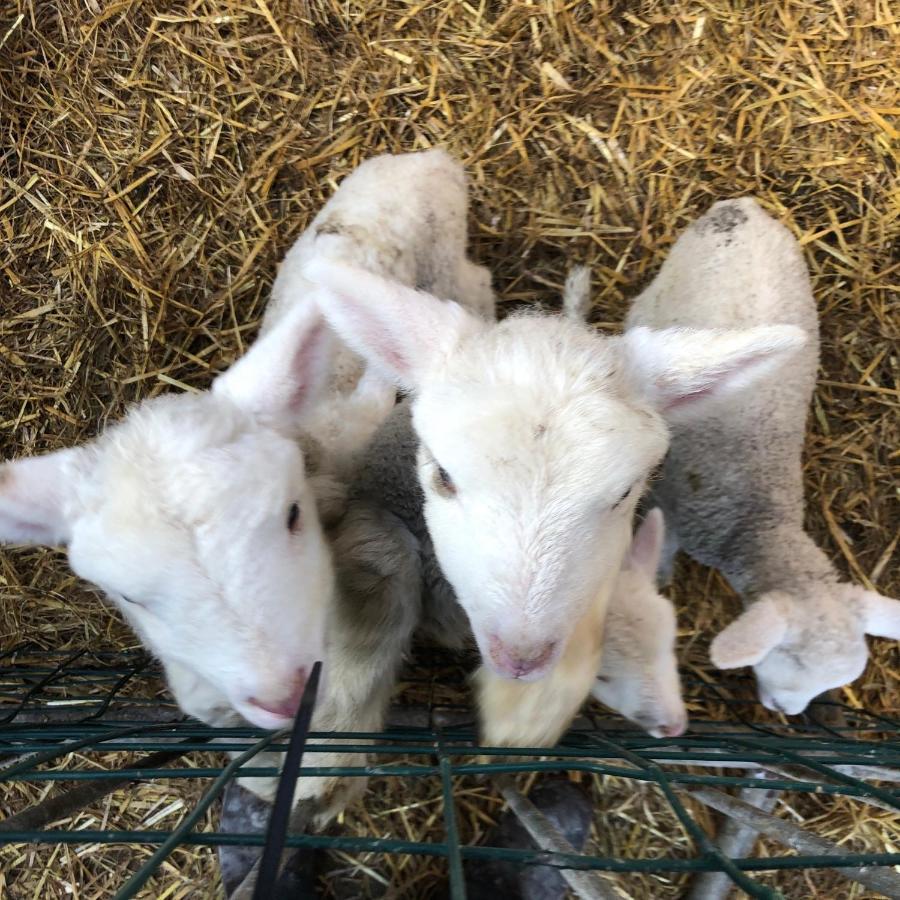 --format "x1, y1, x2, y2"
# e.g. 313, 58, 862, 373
241, 668, 308, 728
487, 634, 558, 680
758, 689, 805, 717
648, 710, 688, 739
